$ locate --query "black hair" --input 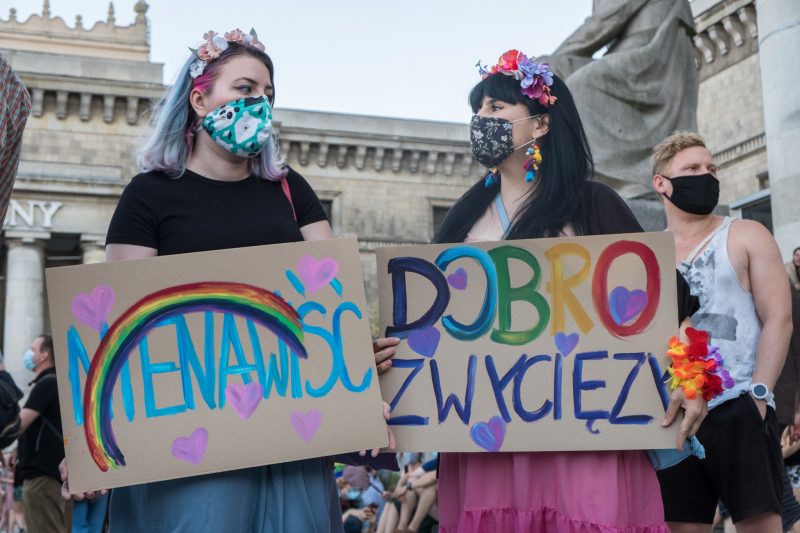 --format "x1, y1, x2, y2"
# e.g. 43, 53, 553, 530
434, 73, 594, 243
38, 333, 54, 362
